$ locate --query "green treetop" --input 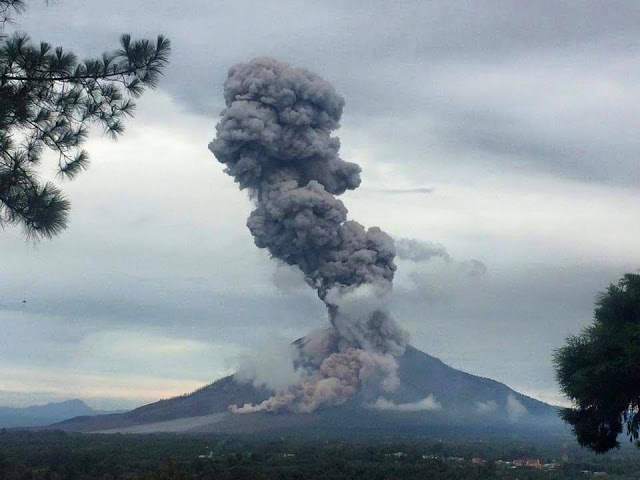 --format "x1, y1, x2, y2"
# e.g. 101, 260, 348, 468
555, 273, 640, 453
